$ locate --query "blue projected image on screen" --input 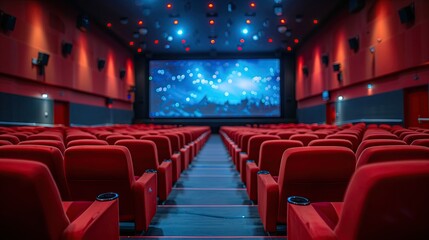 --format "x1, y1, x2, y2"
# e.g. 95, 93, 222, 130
149, 59, 281, 118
